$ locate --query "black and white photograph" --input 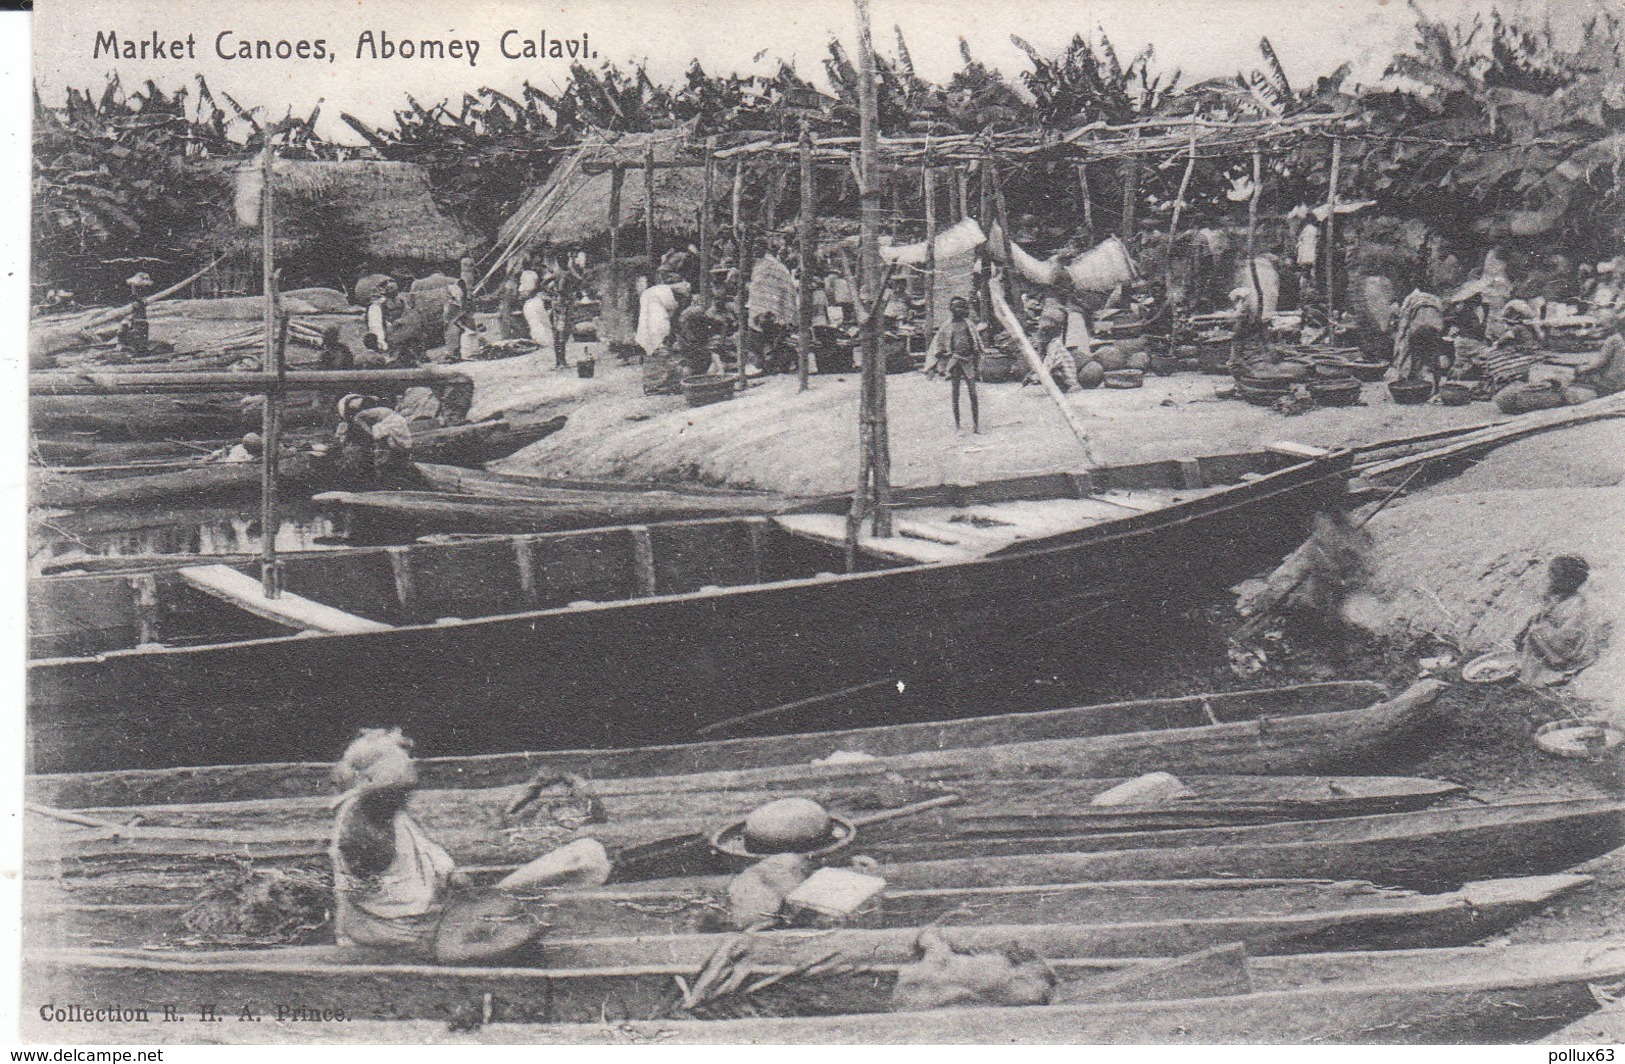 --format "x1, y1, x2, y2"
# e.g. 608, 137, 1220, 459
17, 0, 1625, 1046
